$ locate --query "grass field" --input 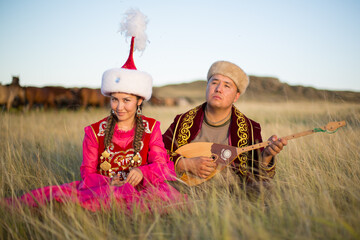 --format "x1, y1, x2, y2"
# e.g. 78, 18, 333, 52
1, 101, 359, 240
